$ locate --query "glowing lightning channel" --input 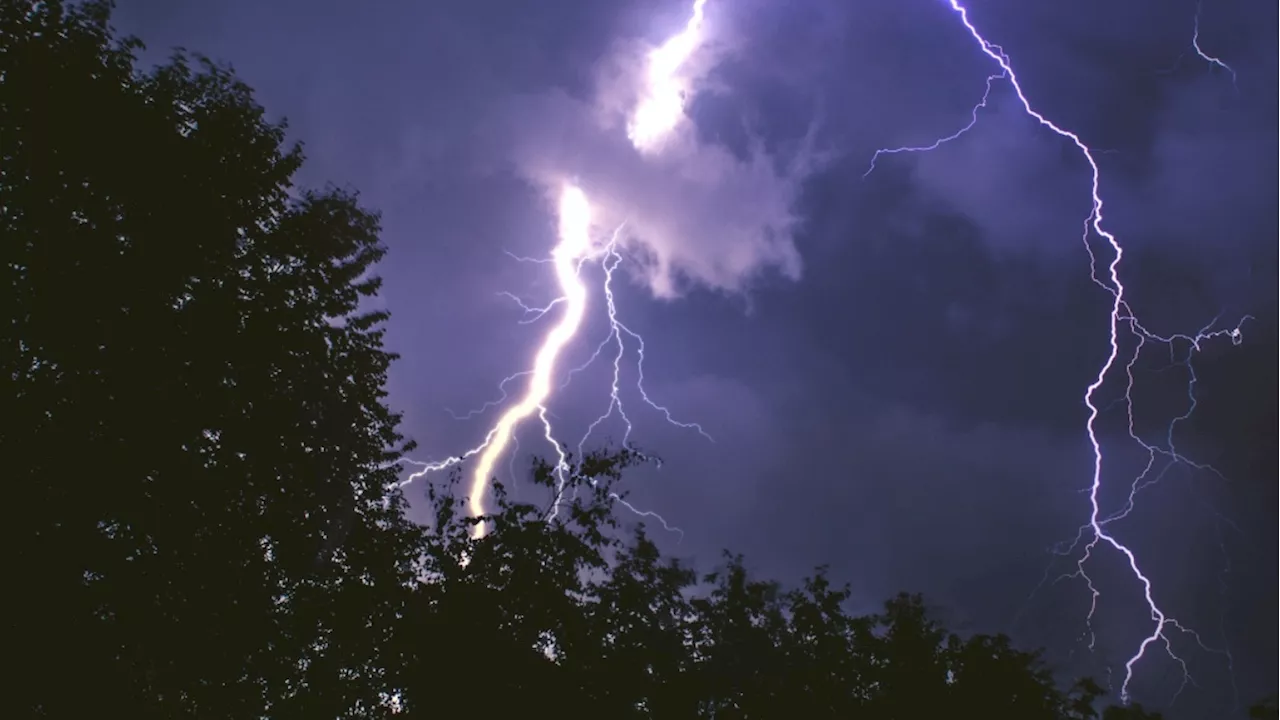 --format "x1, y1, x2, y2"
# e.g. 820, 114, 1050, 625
574, 233, 714, 460
942, 1, 1248, 705
862, 71, 1005, 178
544, 225, 715, 540
402, 186, 593, 539
629, 0, 710, 153
405, 0, 716, 539
1191, 1, 1238, 87
864, 0, 1247, 706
